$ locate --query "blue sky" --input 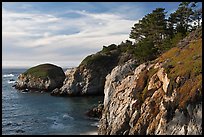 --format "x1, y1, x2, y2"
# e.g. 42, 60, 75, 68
2, 2, 200, 68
